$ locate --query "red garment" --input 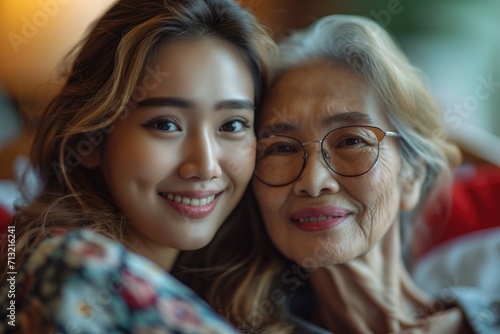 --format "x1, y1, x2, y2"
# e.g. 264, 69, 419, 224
416, 165, 500, 258
0, 205, 11, 235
